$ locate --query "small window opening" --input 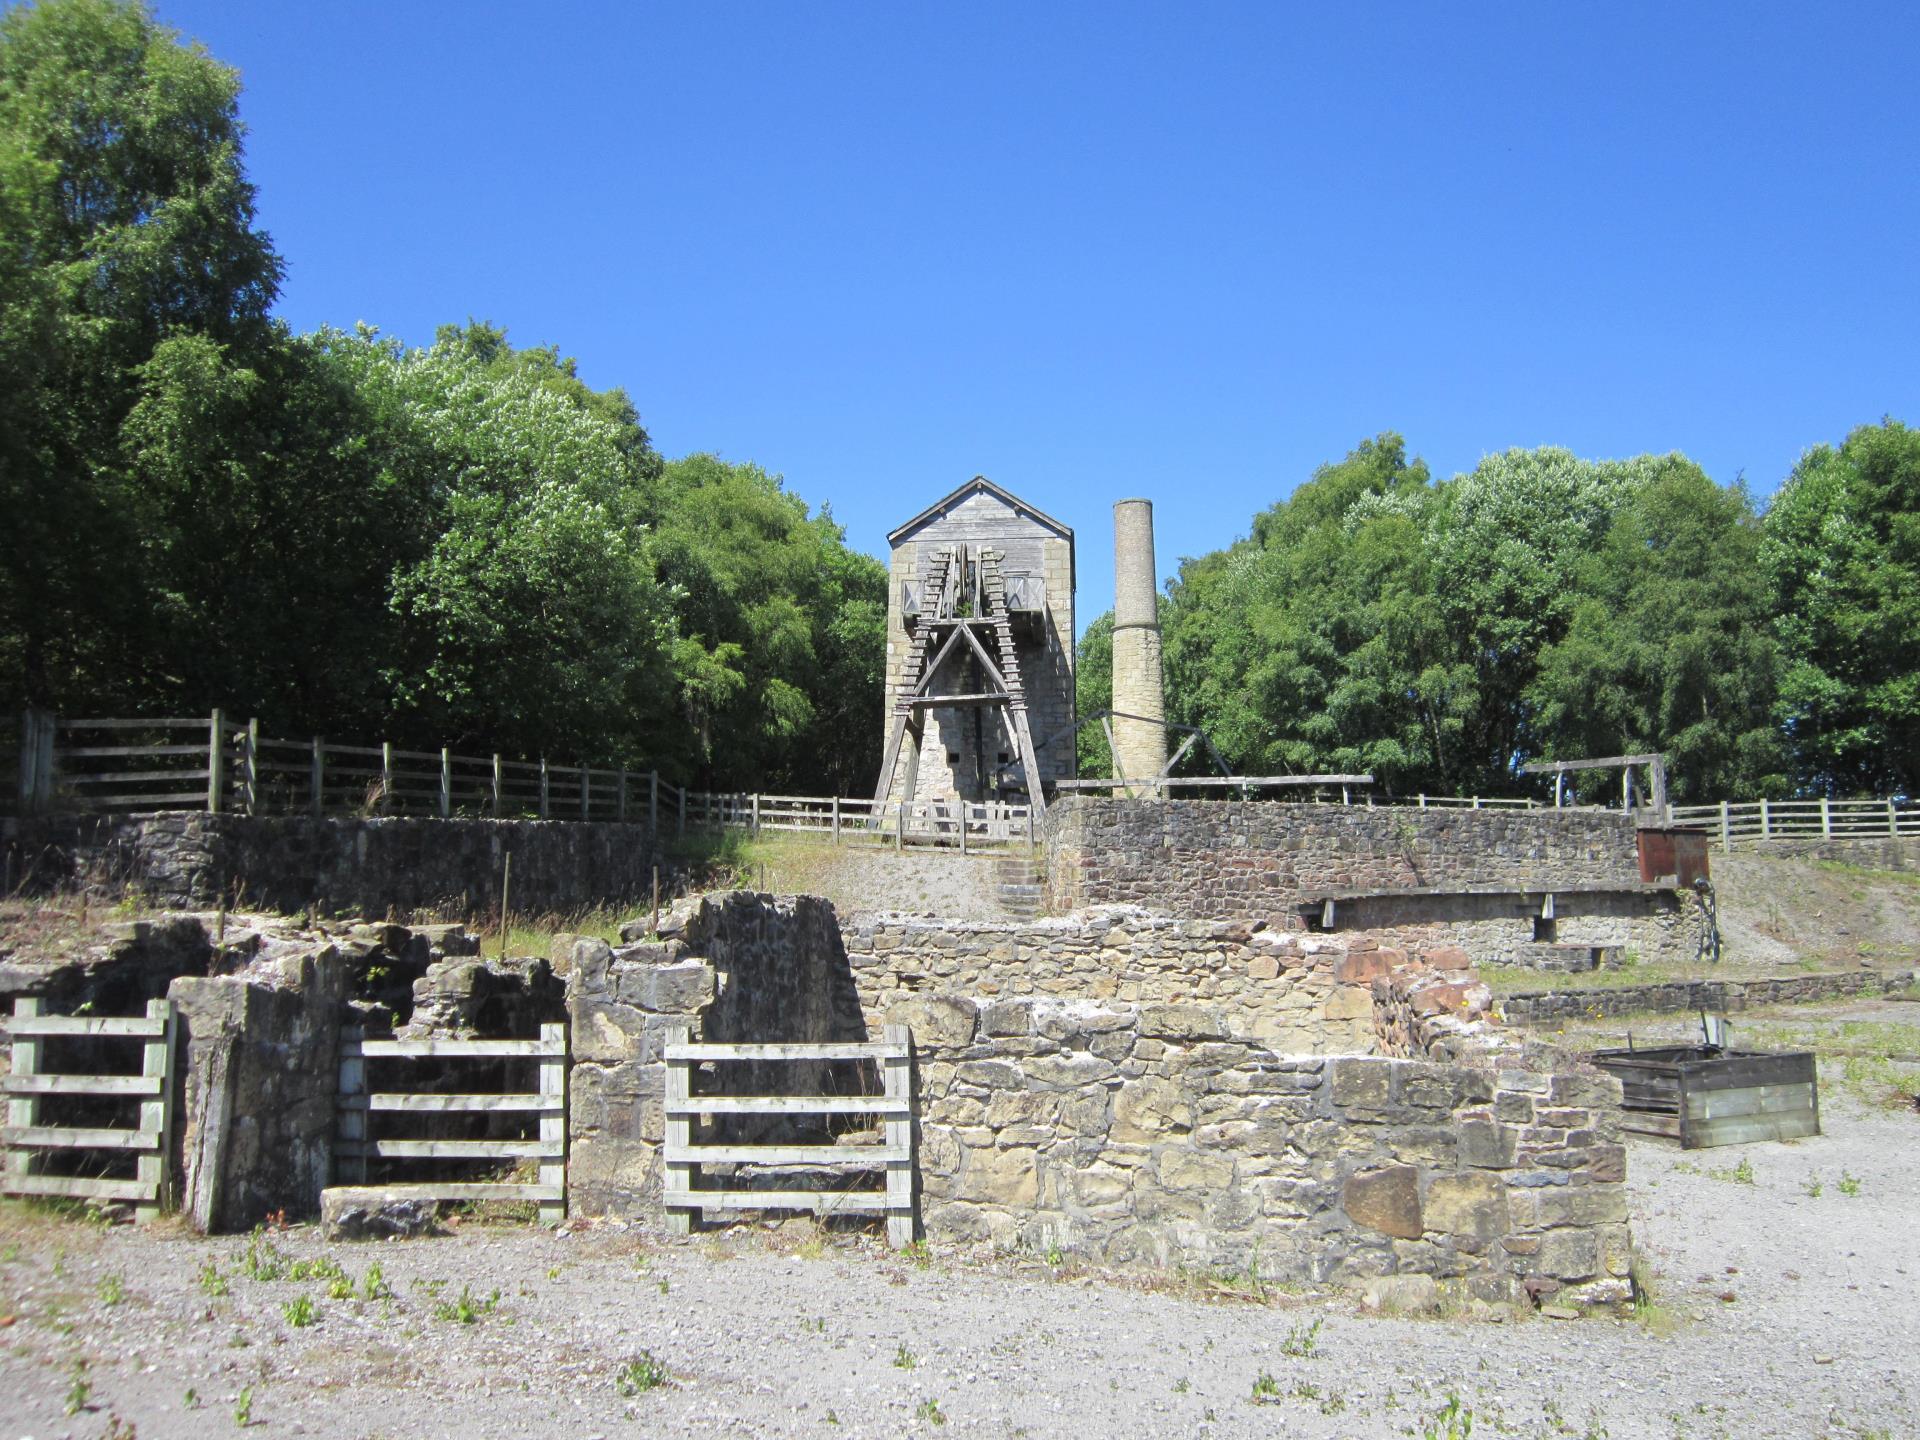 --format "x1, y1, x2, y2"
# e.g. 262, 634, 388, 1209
1533, 916, 1557, 943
